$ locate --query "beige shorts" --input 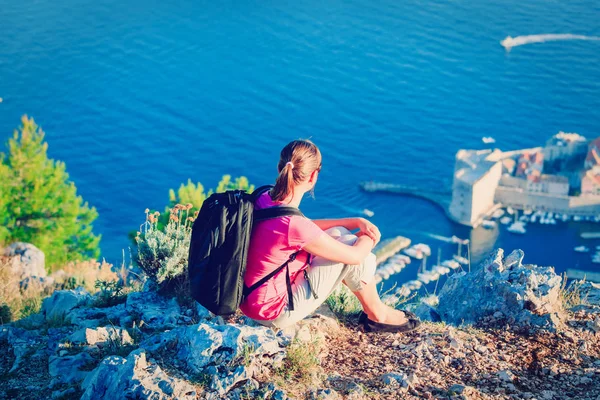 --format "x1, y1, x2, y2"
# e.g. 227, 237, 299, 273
254, 226, 376, 330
